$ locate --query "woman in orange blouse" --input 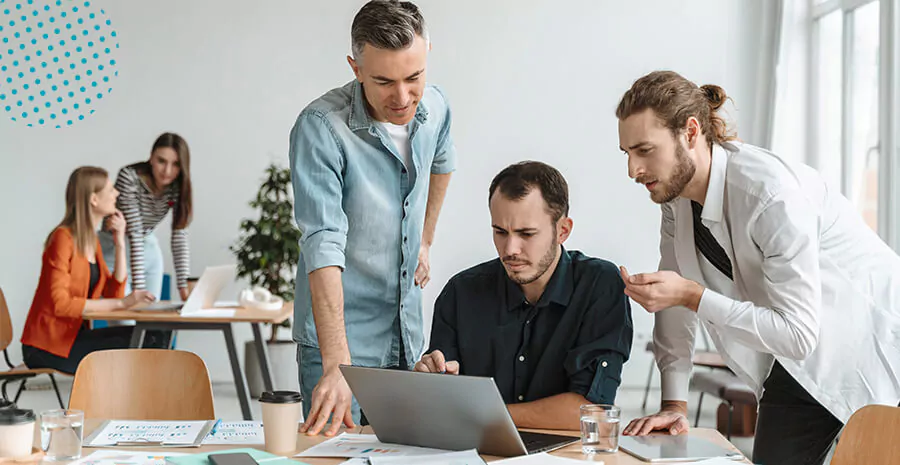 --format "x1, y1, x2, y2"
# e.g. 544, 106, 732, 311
21, 166, 157, 374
